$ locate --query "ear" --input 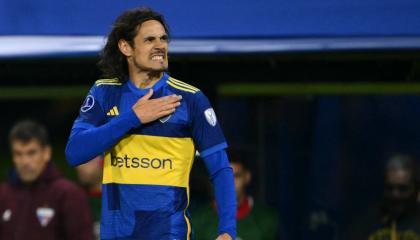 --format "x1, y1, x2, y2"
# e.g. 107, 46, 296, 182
118, 39, 133, 57
43, 144, 52, 162
245, 170, 251, 185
